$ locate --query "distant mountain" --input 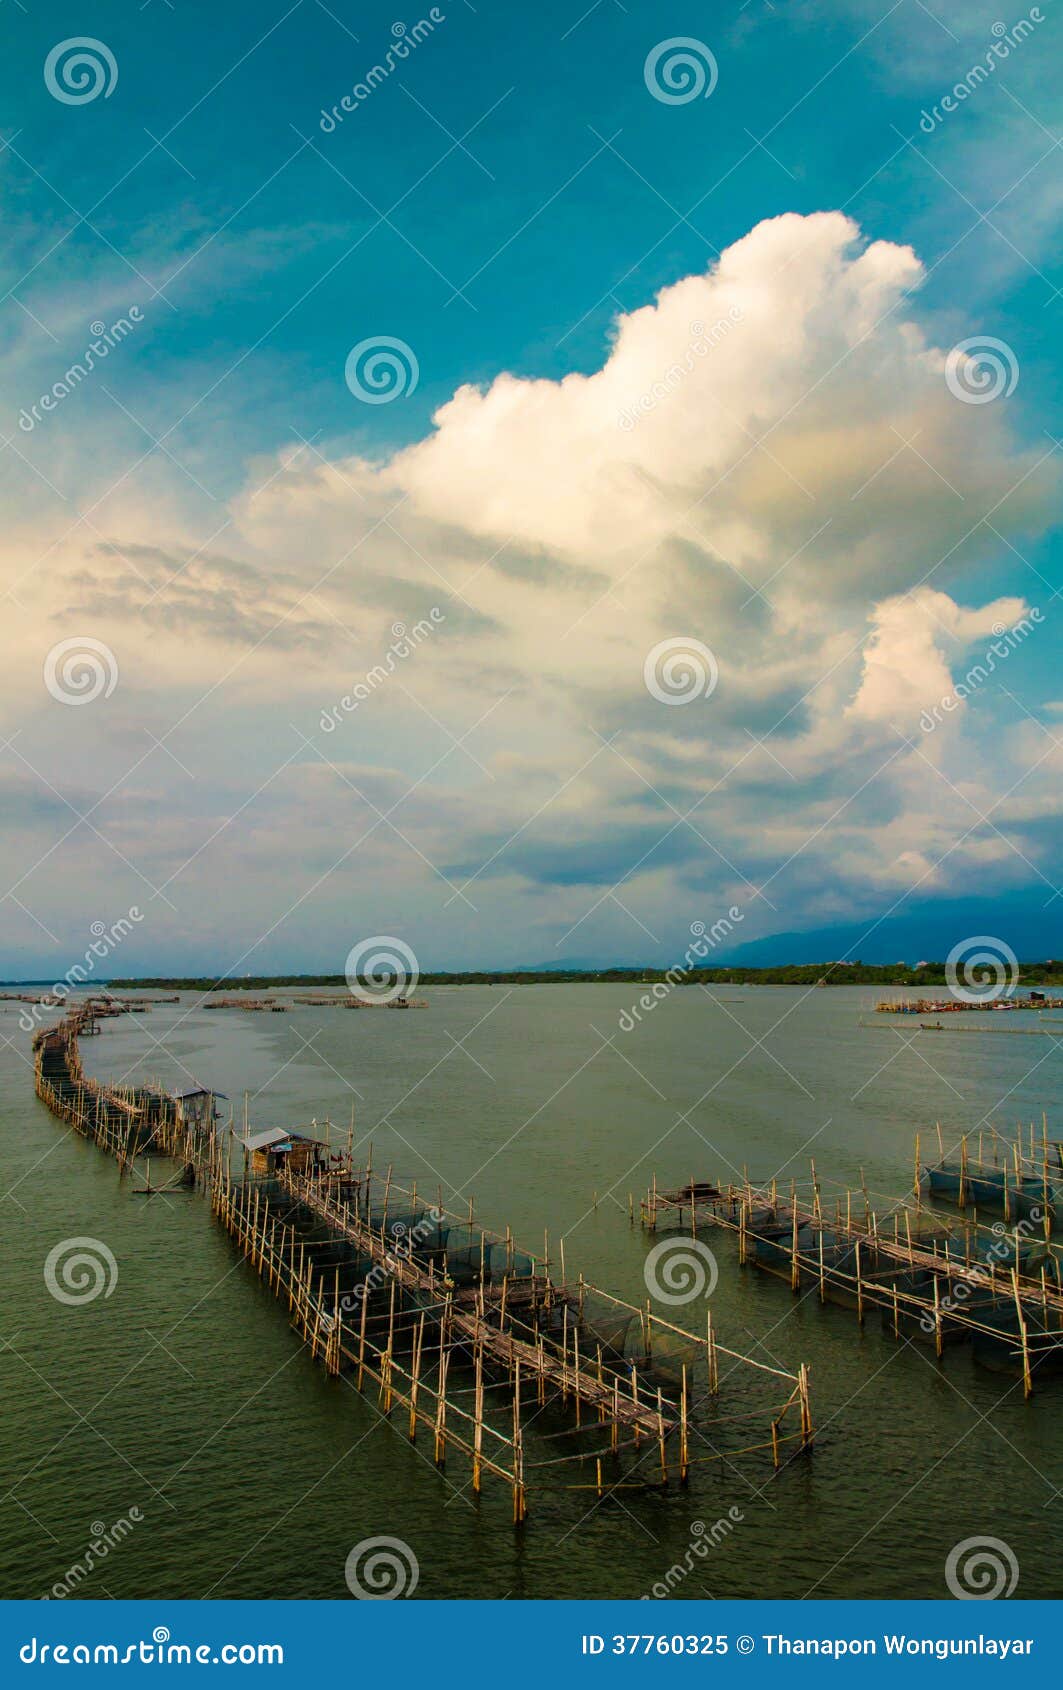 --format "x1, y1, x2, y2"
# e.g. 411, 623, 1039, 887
709, 894, 1061, 969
